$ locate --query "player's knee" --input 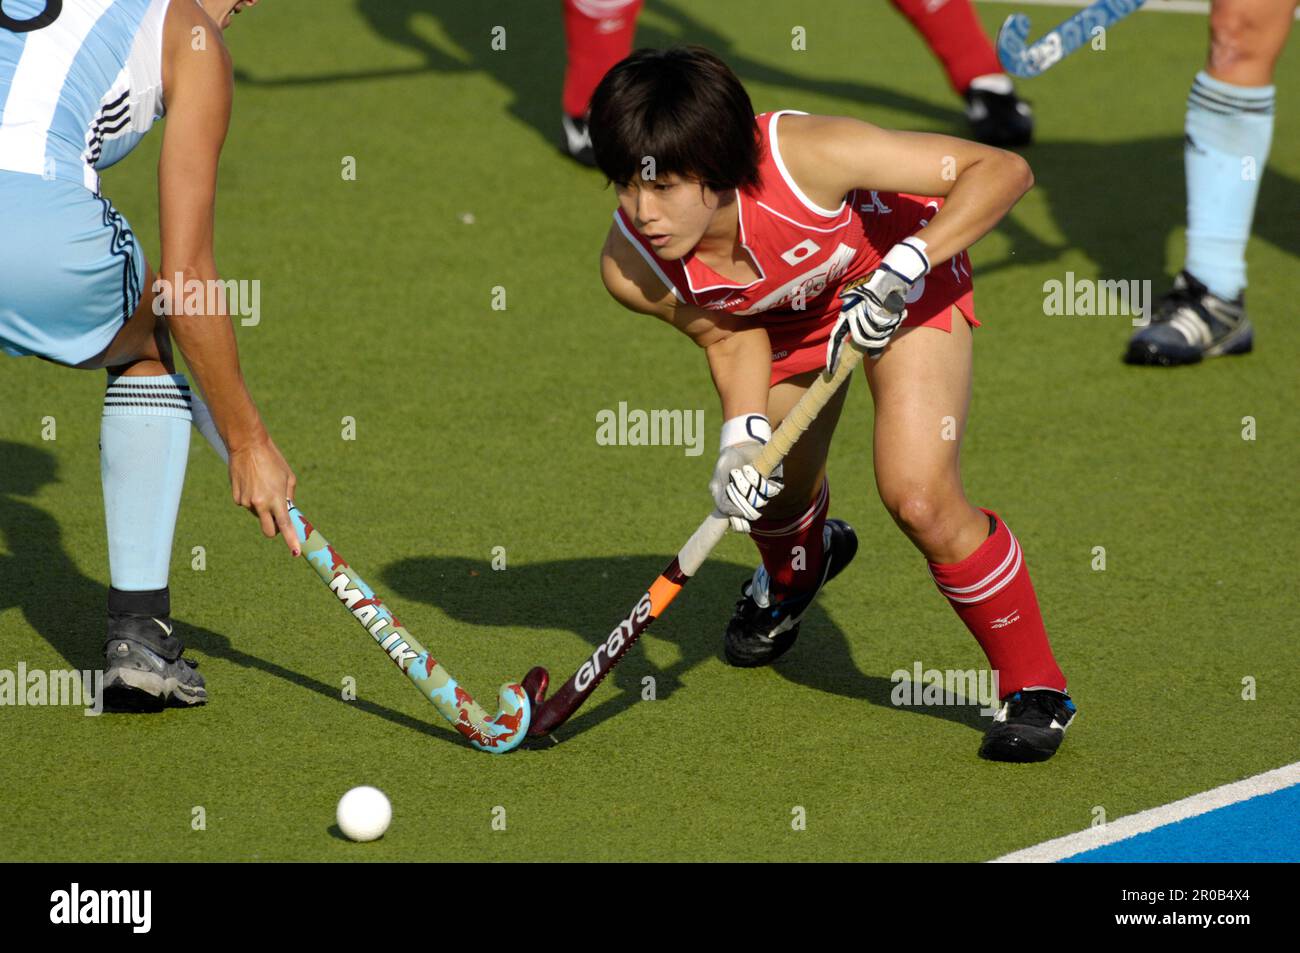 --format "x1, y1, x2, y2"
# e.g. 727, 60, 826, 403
885, 489, 940, 539
106, 328, 170, 376
884, 486, 967, 550
110, 357, 169, 378
1207, 5, 1268, 73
